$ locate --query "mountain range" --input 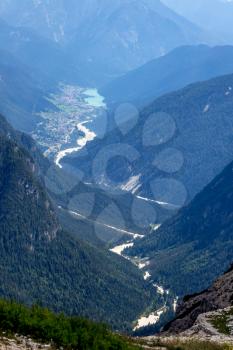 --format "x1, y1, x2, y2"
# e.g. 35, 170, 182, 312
101, 45, 233, 107
0, 0, 210, 85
